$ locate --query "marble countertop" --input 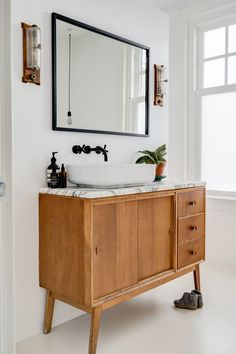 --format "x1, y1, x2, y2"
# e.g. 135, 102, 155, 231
40, 180, 206, 199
